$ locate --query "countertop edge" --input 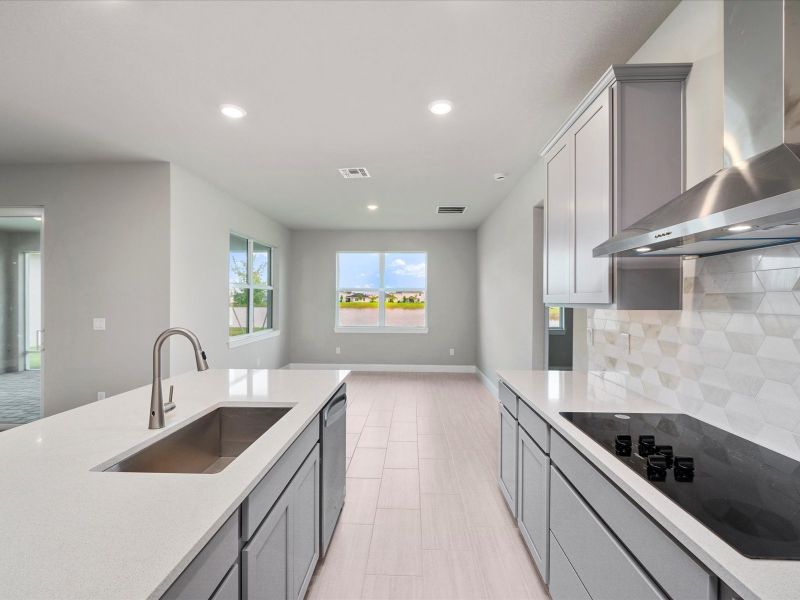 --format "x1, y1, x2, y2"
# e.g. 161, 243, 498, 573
496, 371, 774, 600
